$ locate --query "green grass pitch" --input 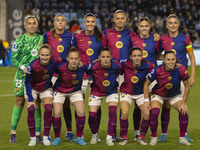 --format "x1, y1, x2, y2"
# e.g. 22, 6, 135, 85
0, 66, 199, 150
